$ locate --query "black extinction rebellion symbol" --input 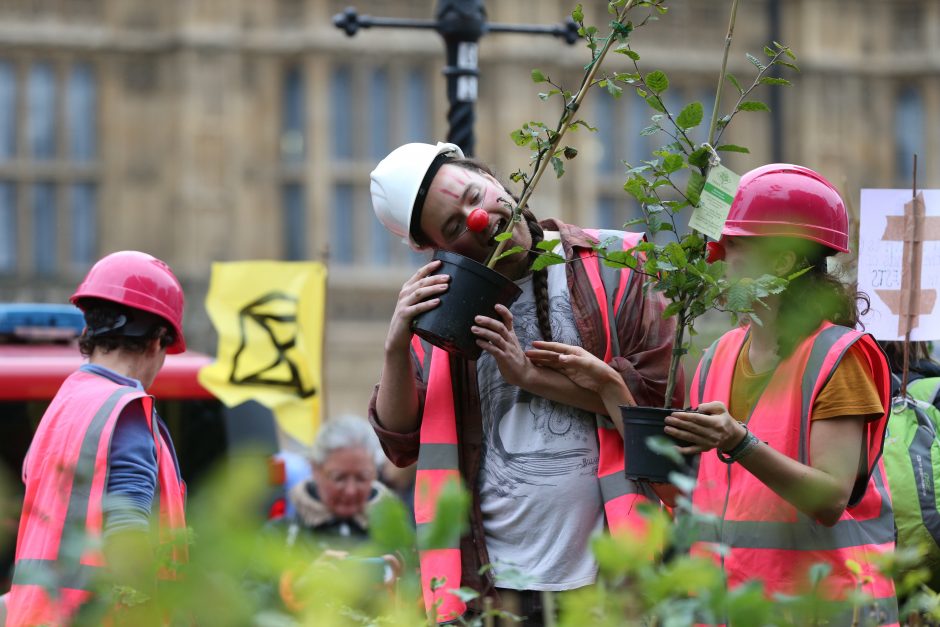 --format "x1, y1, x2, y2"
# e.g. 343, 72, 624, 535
229, 292, 317, 398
